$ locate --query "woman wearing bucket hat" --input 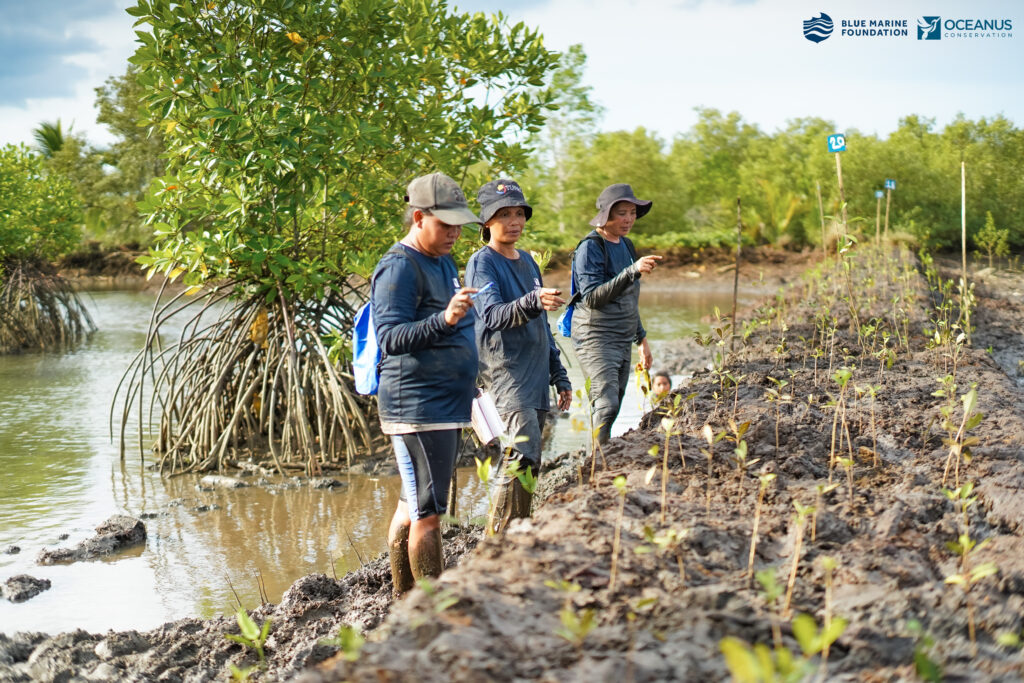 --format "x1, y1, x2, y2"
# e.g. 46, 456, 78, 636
465, 178, 572, 533
371, 172, 481, 596
570, 183, 662, 443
